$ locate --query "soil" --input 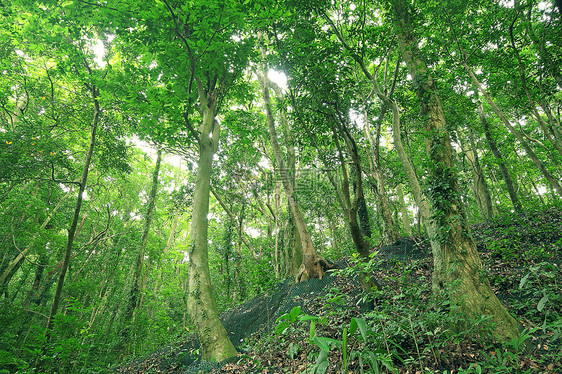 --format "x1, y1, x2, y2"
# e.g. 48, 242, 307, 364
115, 207, 562, 374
